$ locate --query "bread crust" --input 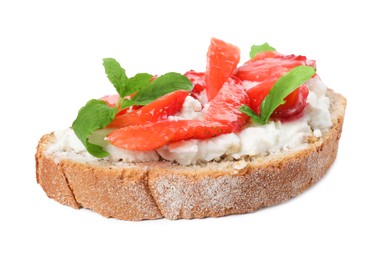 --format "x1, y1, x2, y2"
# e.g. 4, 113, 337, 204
36, 90, 346, 220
